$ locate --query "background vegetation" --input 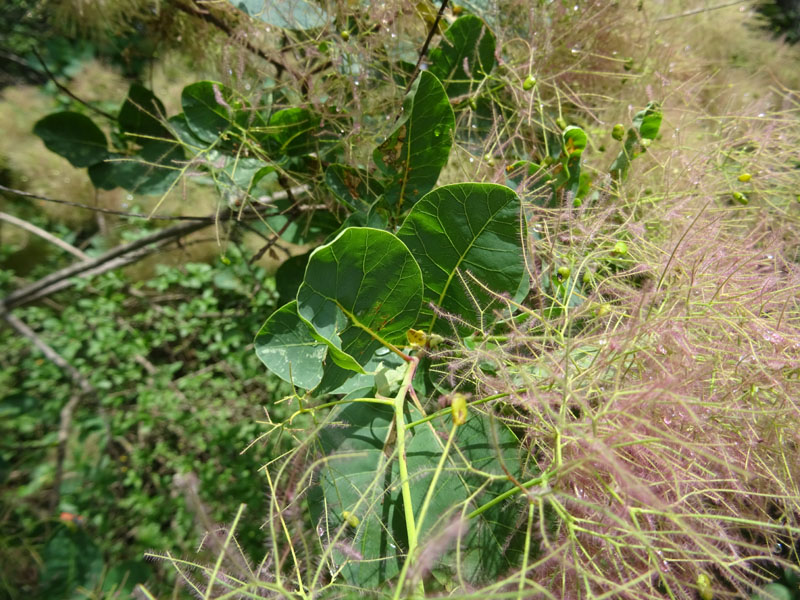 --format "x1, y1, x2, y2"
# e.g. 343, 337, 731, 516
2, 0, 800, 598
